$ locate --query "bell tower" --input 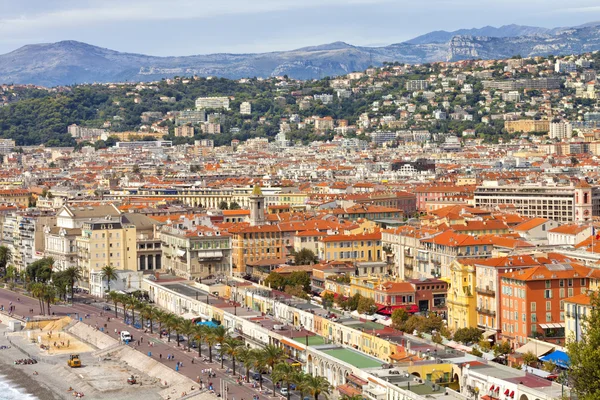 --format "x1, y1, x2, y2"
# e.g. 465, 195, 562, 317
249, 185, 266, 226
574, 180, 593, 222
